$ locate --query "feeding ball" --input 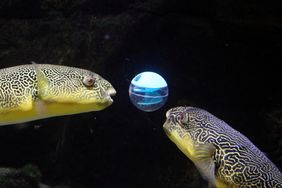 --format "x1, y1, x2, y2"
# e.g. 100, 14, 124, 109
129, 71, 168, 112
